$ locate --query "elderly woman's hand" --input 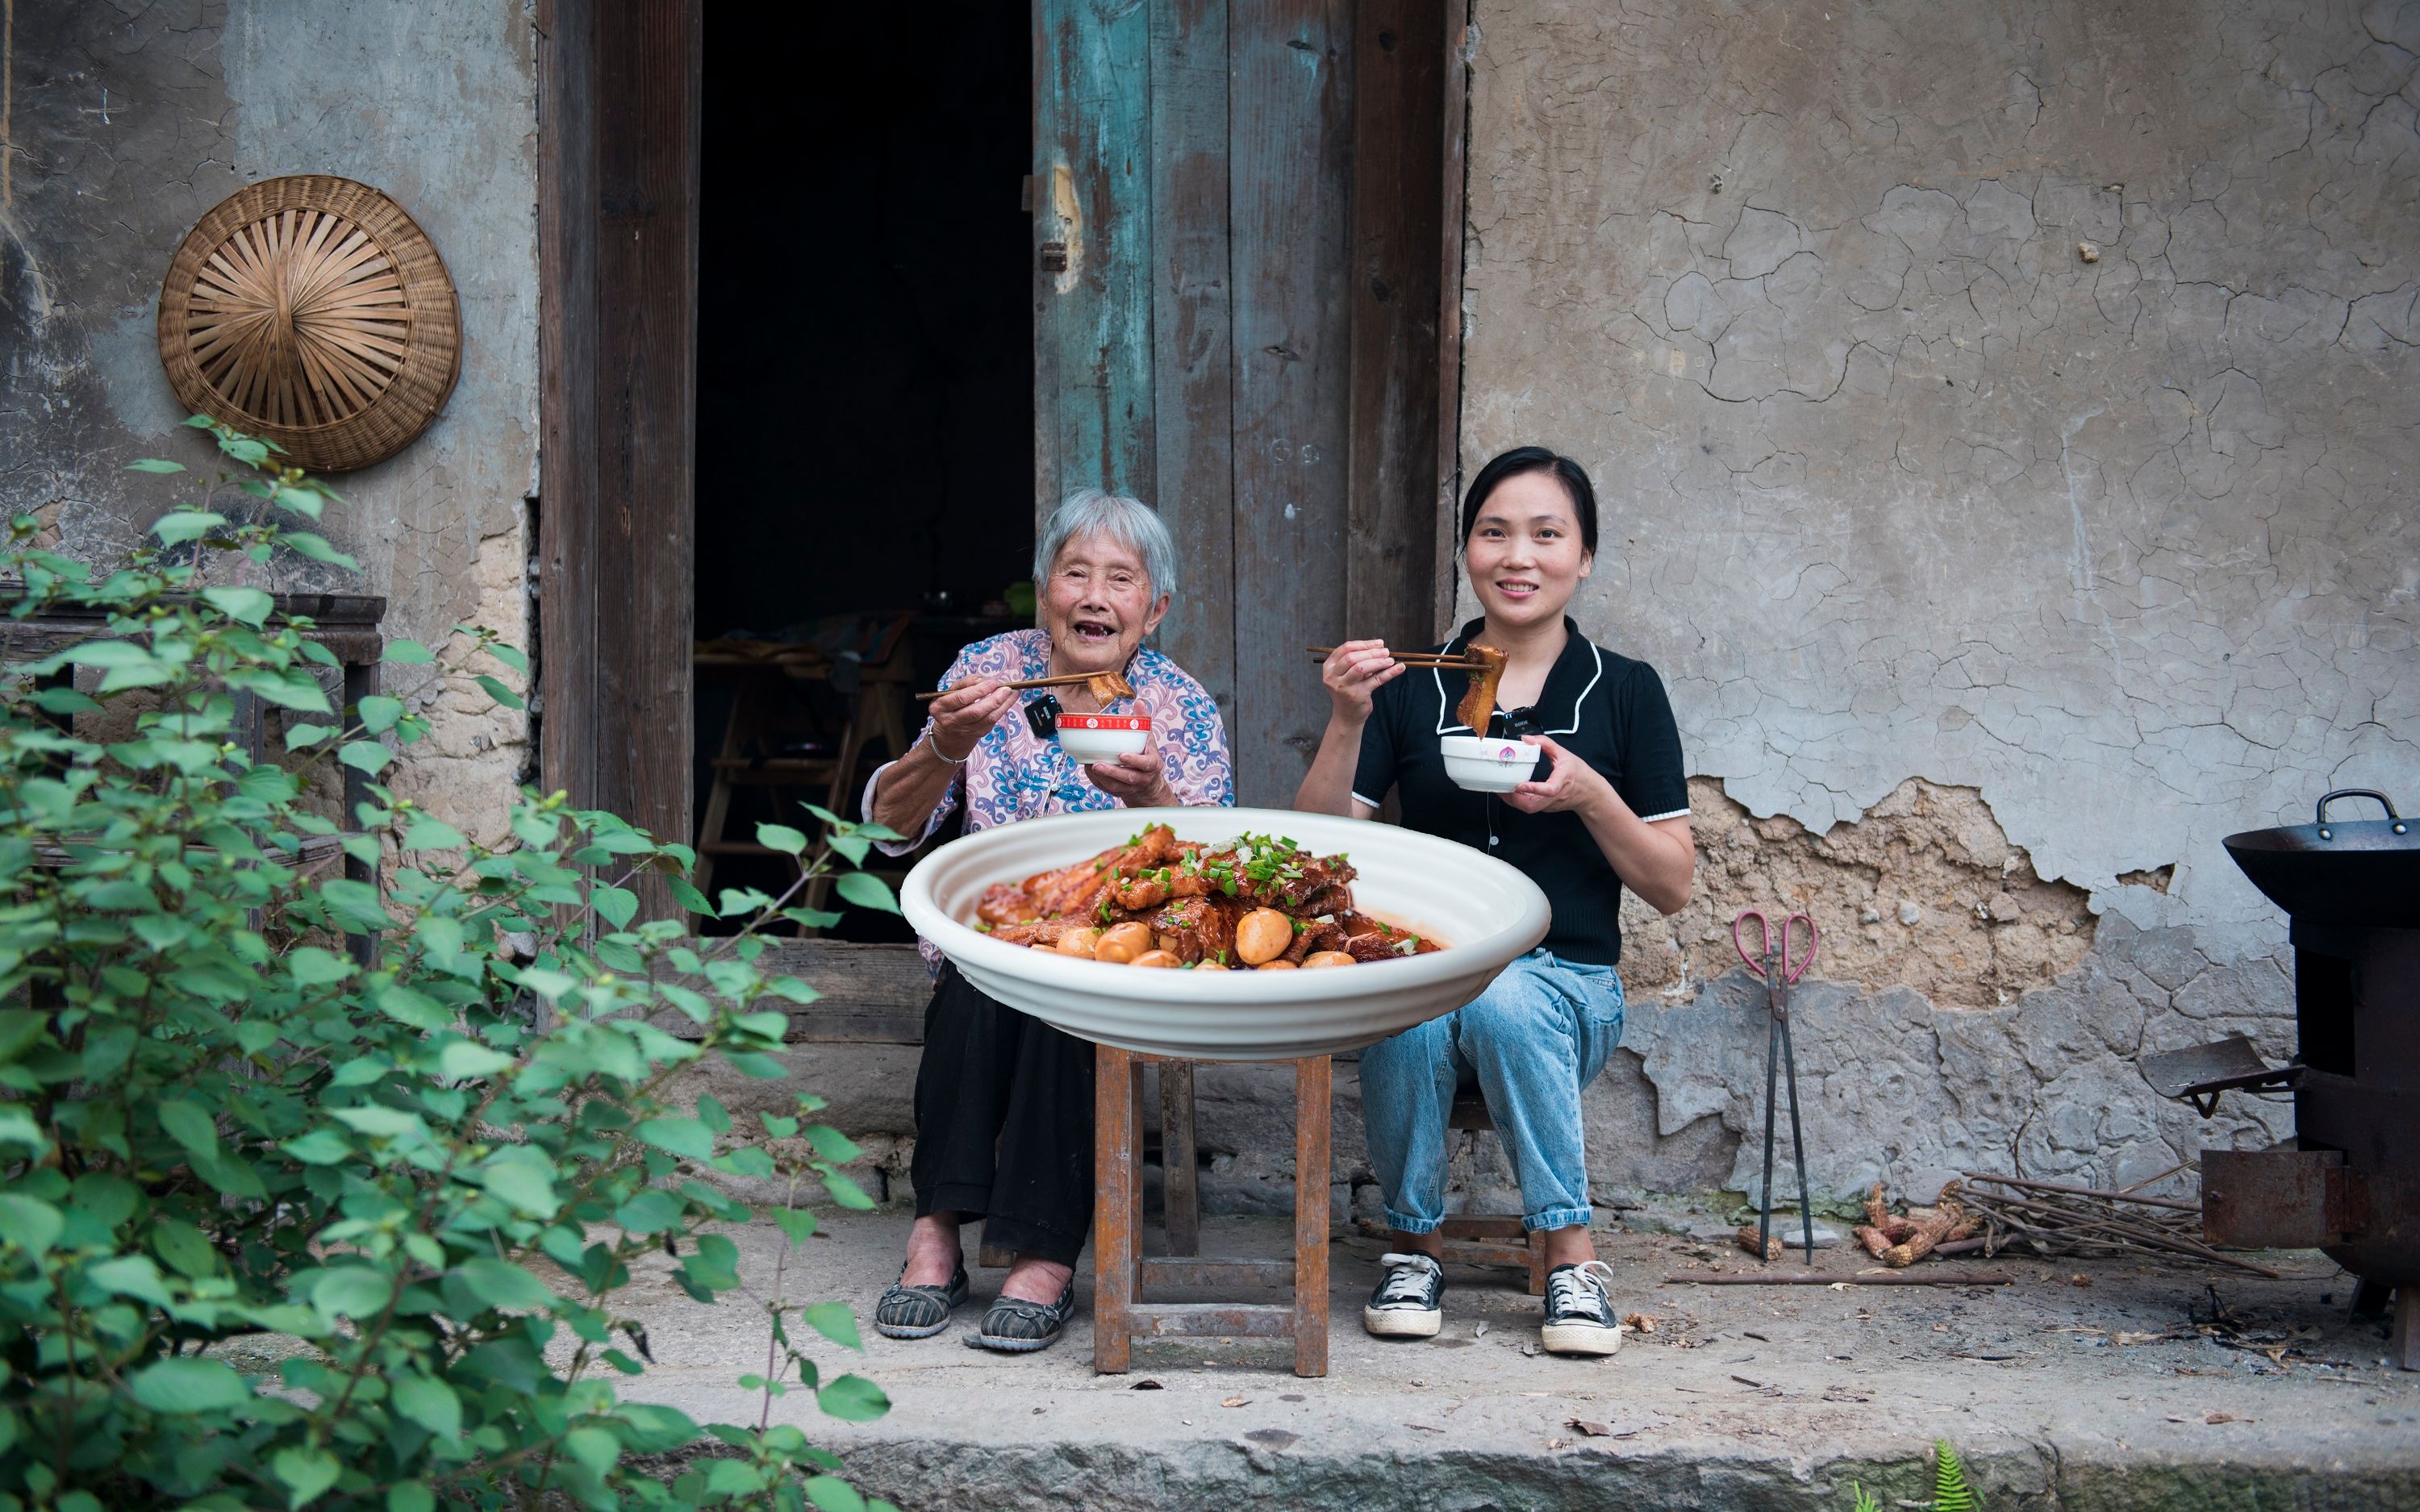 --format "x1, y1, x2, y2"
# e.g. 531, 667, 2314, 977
1085, 733, 1176, 807
926, 675, 1020, 761
1321, 639, 1404, 725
